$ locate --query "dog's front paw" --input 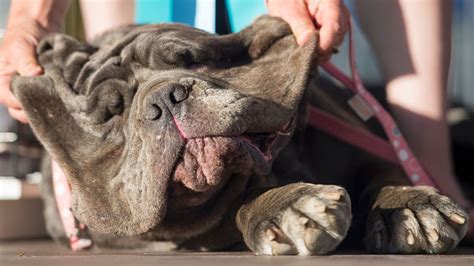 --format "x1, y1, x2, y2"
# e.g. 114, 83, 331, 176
237, 183, 351, 255
365, 186, 469, 254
